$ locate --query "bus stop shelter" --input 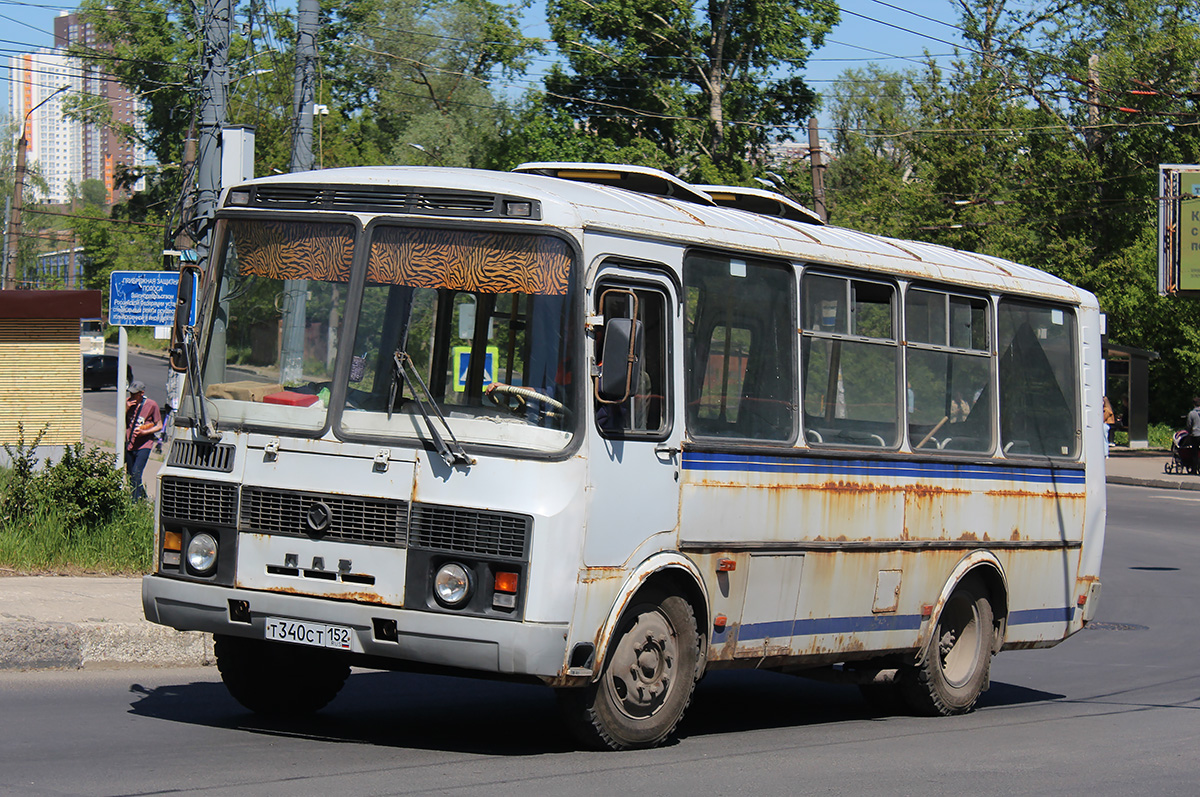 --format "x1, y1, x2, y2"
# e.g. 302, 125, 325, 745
1104, 343, 1159, 448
